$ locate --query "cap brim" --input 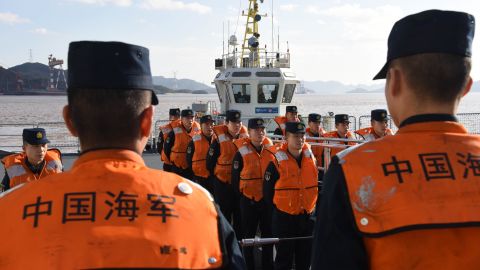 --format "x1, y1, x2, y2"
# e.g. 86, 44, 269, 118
373, 62, 388, 80
151, 91, 159, 105
26, 138, 50, 145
